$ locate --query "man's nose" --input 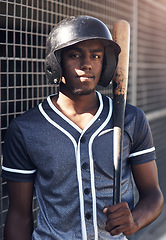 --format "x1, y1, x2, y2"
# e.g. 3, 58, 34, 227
80, 56, 92, 70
